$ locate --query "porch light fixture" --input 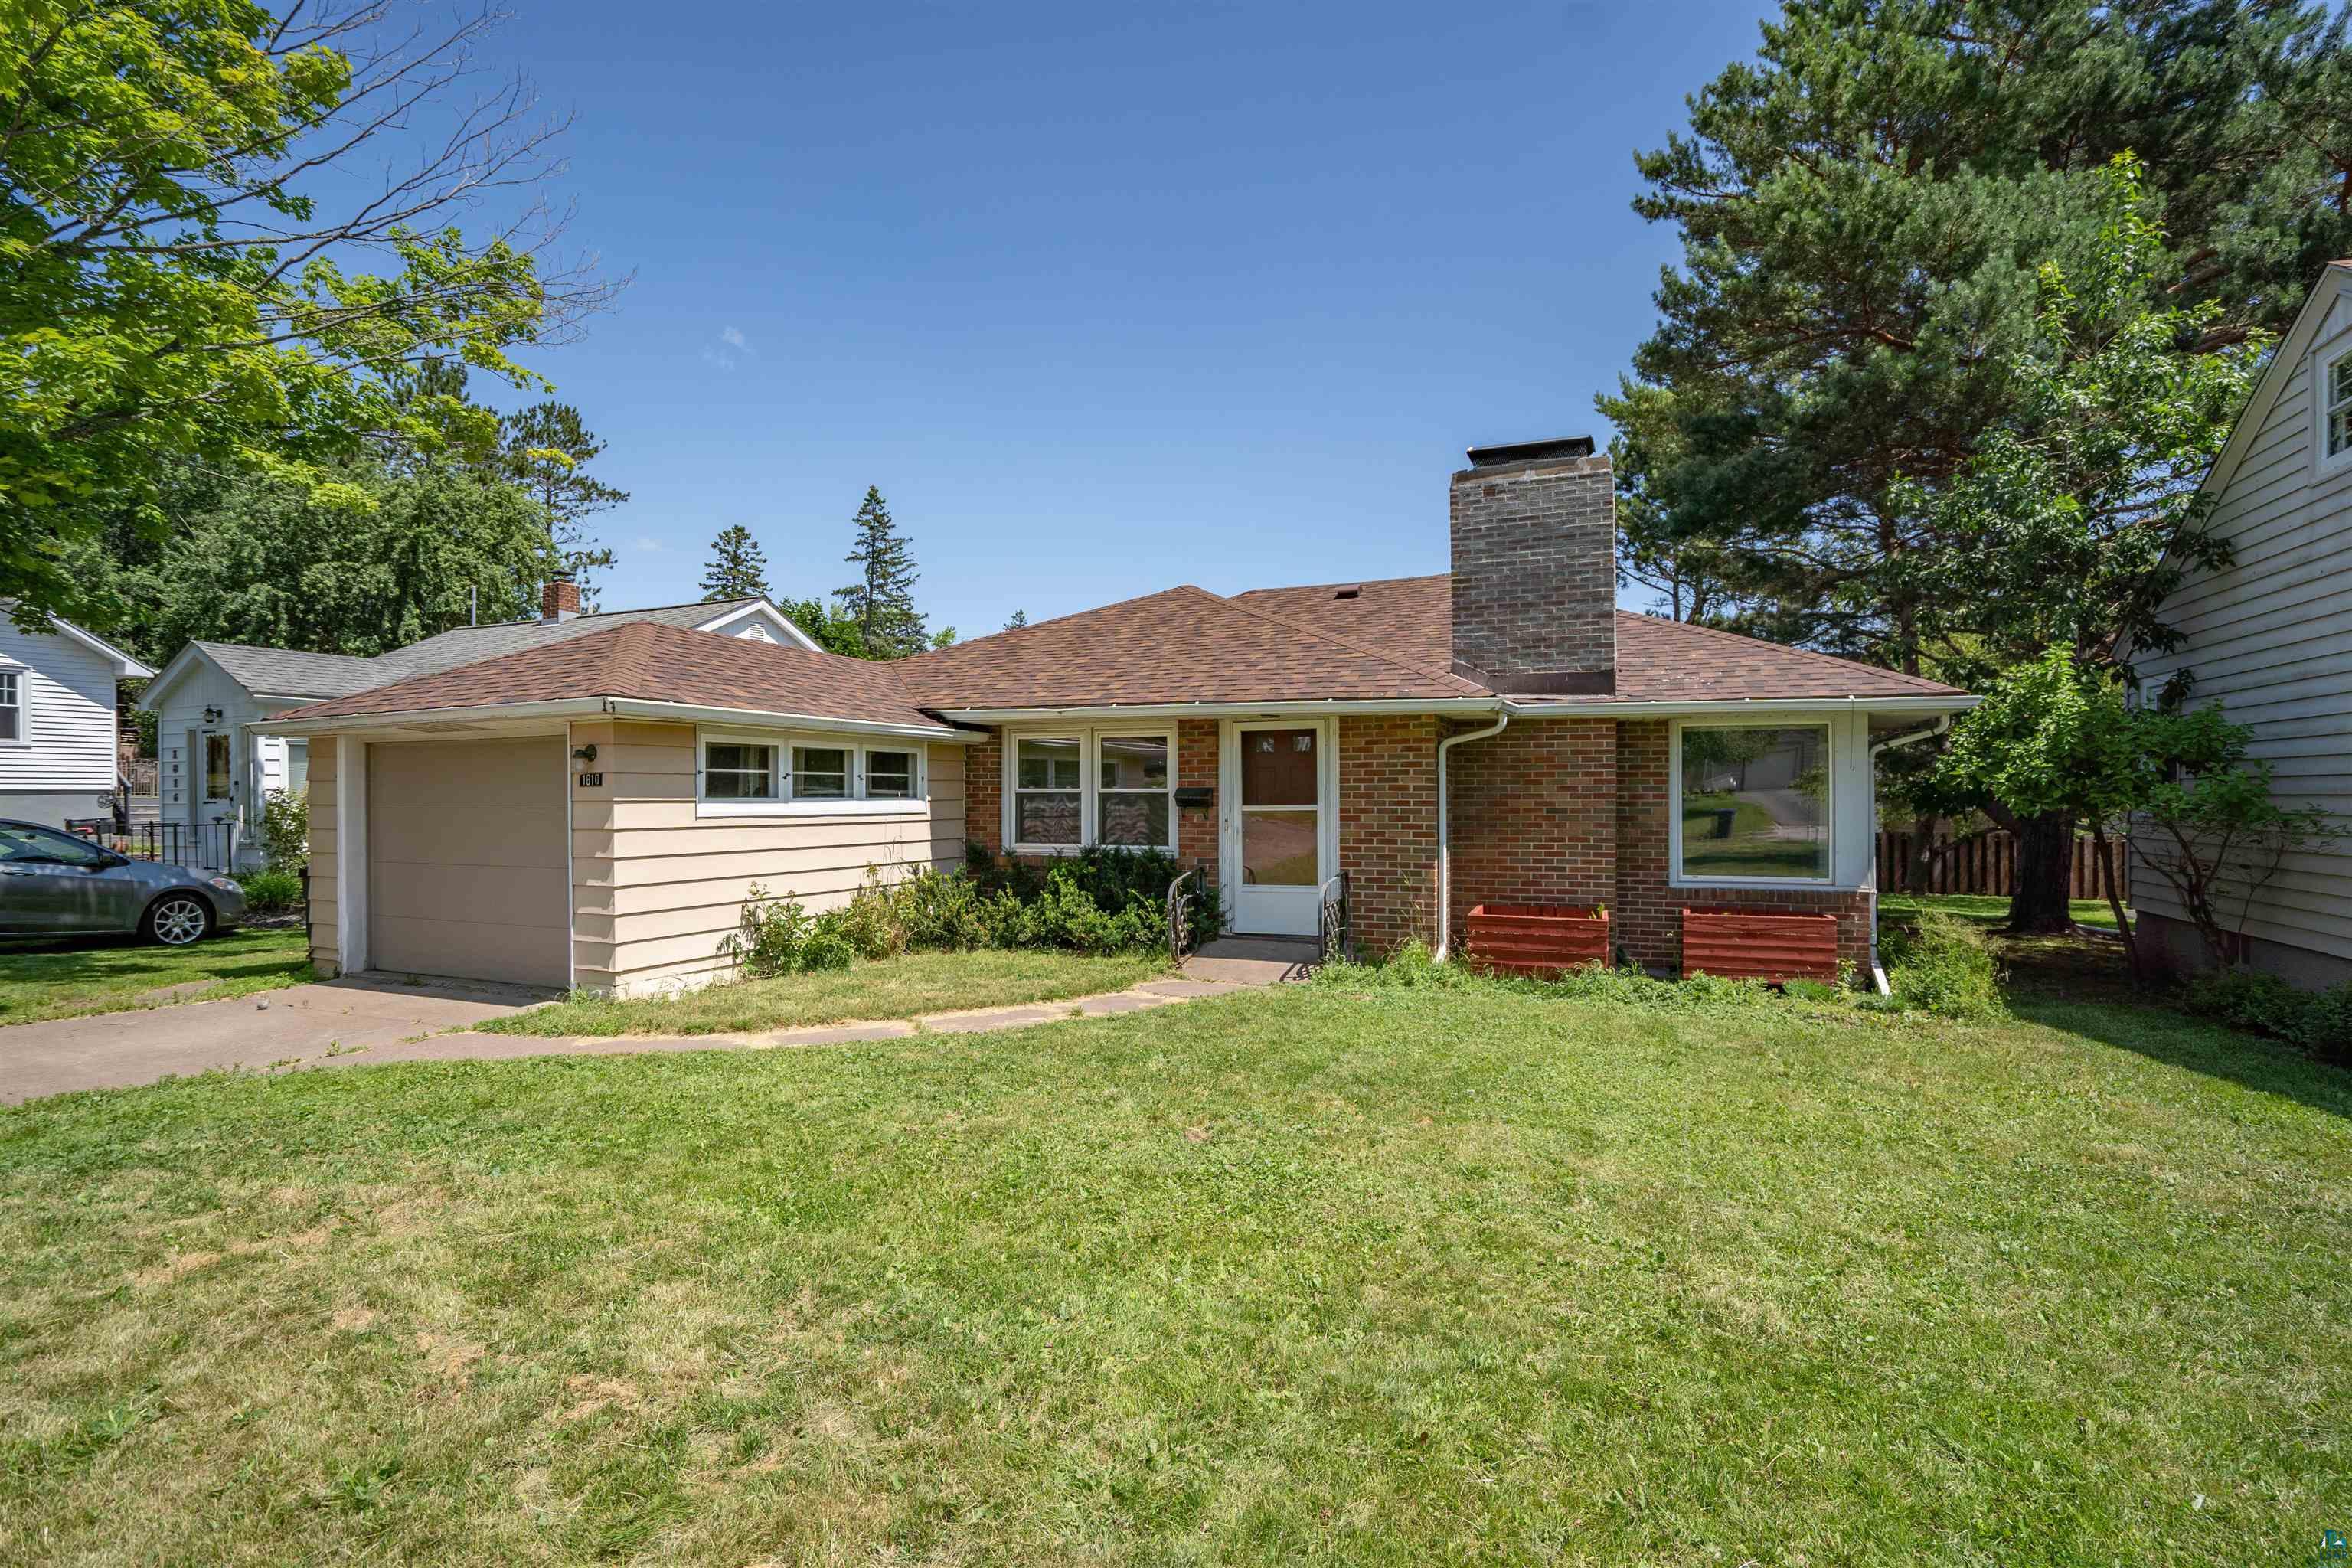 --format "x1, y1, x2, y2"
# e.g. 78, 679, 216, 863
202, 706, 223, 724
571, 743, 599, 763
